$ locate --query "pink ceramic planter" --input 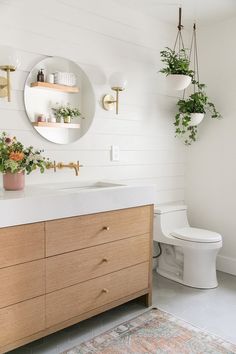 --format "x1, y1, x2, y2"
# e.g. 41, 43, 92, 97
3, 171, 25, 191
